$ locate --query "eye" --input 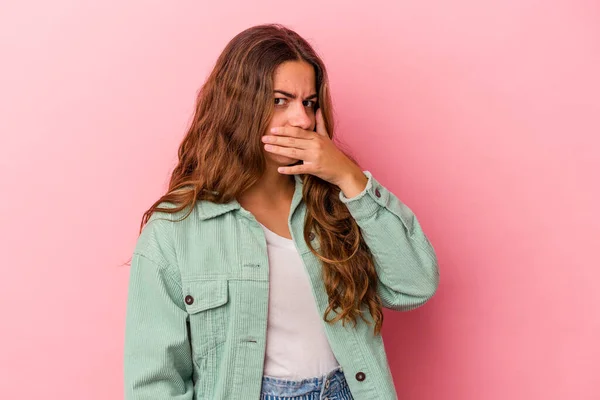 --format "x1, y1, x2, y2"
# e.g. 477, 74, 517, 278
274, 98, 288, 106
303, 100, 316, 108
